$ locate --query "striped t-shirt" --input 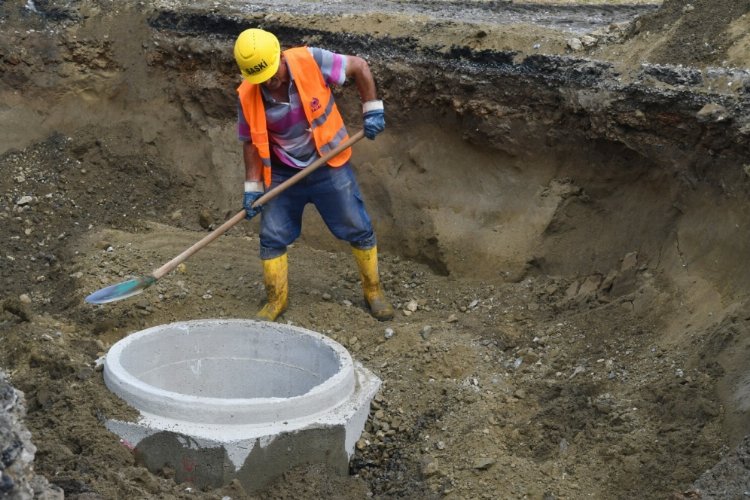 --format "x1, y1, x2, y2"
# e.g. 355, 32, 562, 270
237, 47, 347, 168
